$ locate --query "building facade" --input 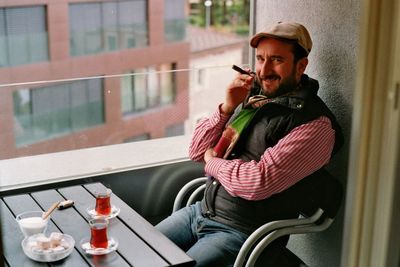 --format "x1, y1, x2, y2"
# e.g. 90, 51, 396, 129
186, 25, 246, 133
0, 0, 190, 160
